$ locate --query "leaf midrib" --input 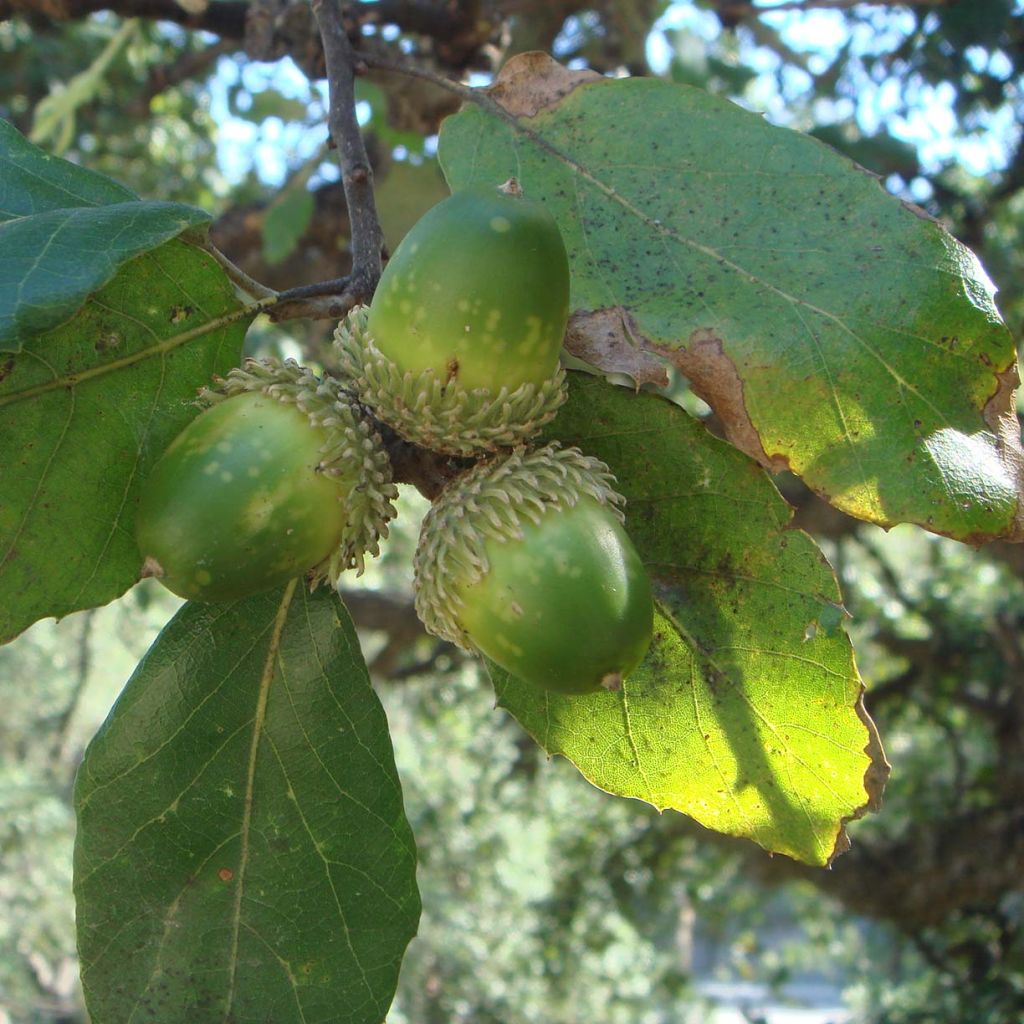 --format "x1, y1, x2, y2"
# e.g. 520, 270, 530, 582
225, 578, 299, 1018
0, 299, 267, 409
